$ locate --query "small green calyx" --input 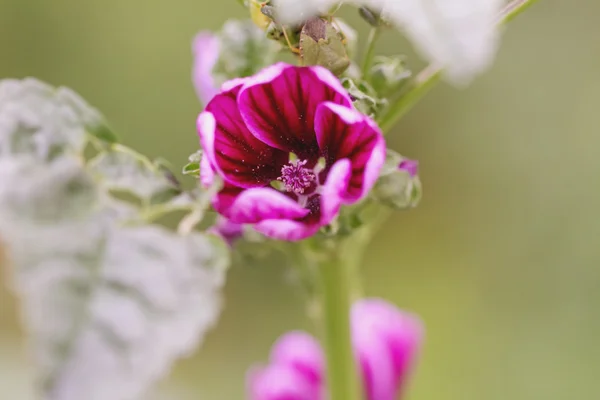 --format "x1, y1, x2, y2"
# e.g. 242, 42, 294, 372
182, 150, 203, 177
373, 150, 422, 210
341, 78, 387, 119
